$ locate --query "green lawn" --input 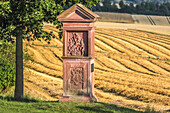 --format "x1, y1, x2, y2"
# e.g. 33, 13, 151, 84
0, 95, 145, 113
